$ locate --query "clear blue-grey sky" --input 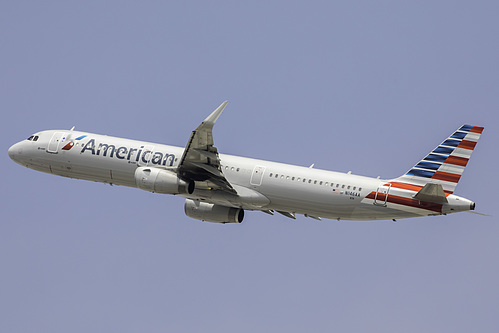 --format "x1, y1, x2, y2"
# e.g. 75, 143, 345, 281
1, 1, 498, 332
